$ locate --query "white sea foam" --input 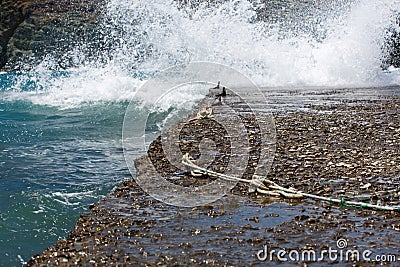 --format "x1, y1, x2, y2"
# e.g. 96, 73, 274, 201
3, 66, 142, 109
44, 190, 96, 206
2, 0, 400, 108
